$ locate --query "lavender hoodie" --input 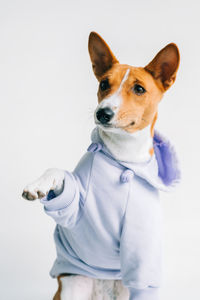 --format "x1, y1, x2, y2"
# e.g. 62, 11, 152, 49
40, 127, 180, 295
